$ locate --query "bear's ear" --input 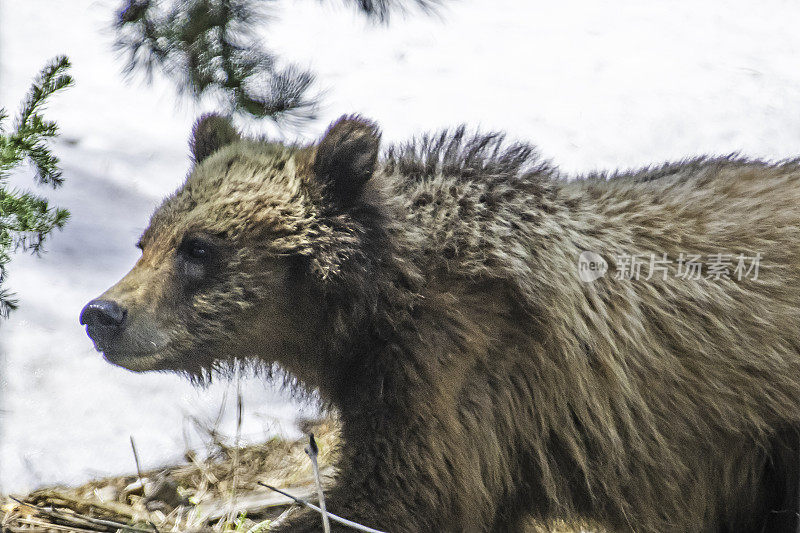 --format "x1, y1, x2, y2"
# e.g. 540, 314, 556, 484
190, 114, 240, 164
313, 115, 381, 203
